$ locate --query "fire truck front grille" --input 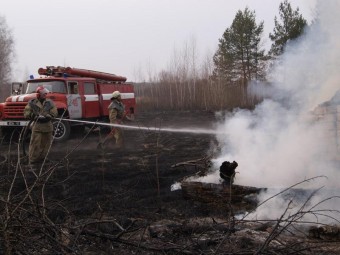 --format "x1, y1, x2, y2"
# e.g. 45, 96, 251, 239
4, 103, 27, 119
